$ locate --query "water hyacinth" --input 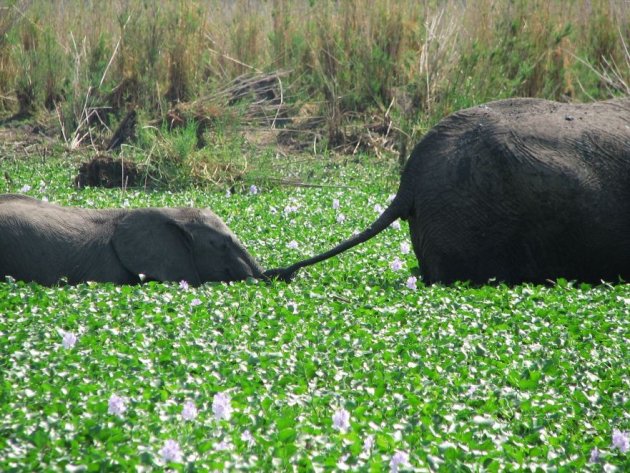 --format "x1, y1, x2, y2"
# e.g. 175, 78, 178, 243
336, 453, 350, 470
406, 276, 417, 290
225, 189, 231, 198
62, 331, 77, 349
160, 439, 183, 463
391, 220, 401, 230
179, 280, 189, 290
400, 242, 410, 254
190, 298, 202, 307
390, 451, 410, 473
466, 385, 478, 397
589, 447, 601, 463
181, 400, 198, 421
108, 394, 127, 417
363, 434, 375, 456
336, 213, 346, 223
390, 257, 404, 271
287, 240, 299, 249
249, 184, 258, 195
241, 430, 255, 447
332, 198, 340, 209
215, 439, 233, 451
332, 408, 350, 432
284, 204, 298, 214
374, 203, 384, 214
612, 429, 629, 453
212, 392, 232, 421
19, 184, 31, 193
